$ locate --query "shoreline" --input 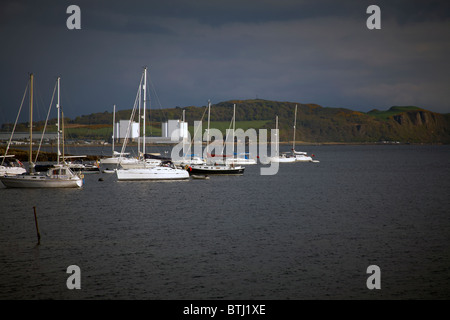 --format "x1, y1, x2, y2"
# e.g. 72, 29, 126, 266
2, 142, 447, 163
